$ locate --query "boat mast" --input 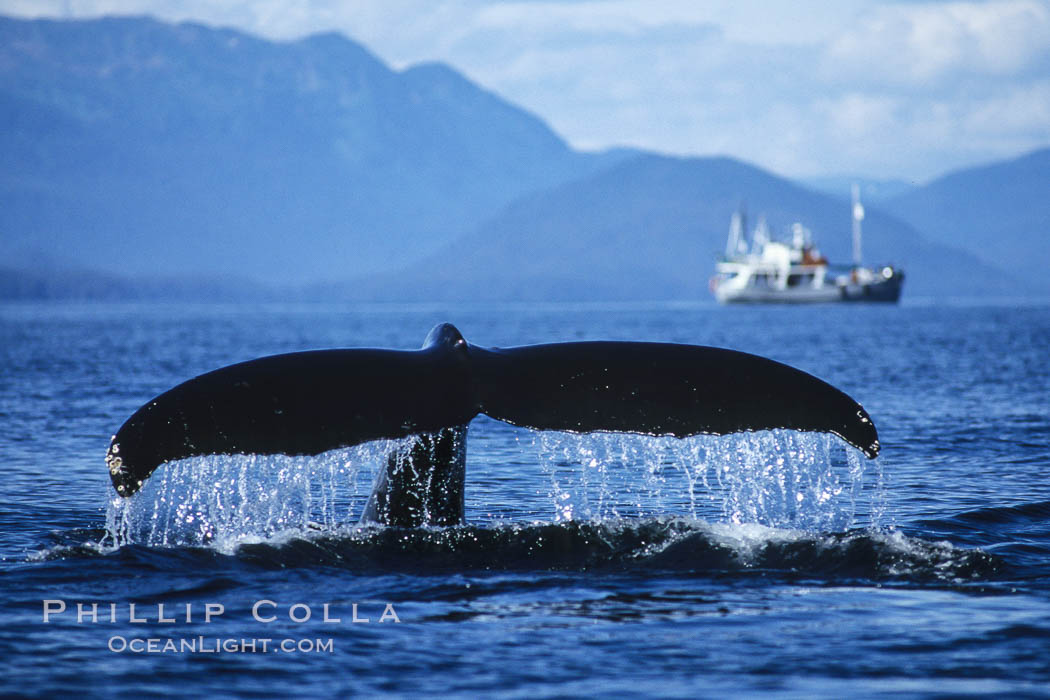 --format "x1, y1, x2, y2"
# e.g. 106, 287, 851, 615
725, 204, 748, 259
851, 183, 864, 267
